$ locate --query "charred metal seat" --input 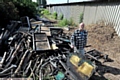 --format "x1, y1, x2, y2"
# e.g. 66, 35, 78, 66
32, 33, 51, 52
18, 16, 31, 32
49, 27, 63, 38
